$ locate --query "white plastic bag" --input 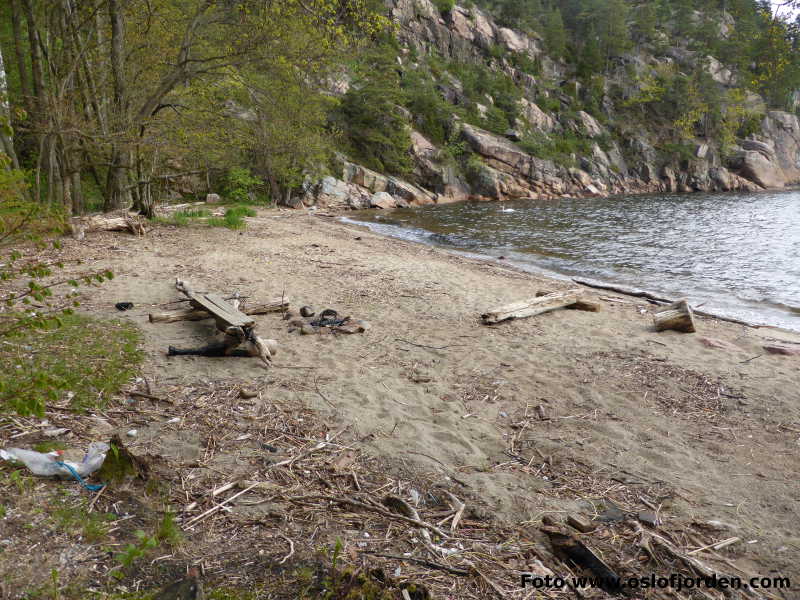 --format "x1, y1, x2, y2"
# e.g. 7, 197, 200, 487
0, 442, 110, 478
